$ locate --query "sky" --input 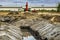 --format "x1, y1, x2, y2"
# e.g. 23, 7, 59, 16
0, 0, 60, 7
